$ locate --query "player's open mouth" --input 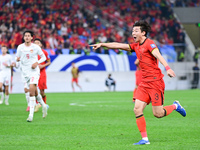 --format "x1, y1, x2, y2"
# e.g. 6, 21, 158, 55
133, 37, 136, 40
